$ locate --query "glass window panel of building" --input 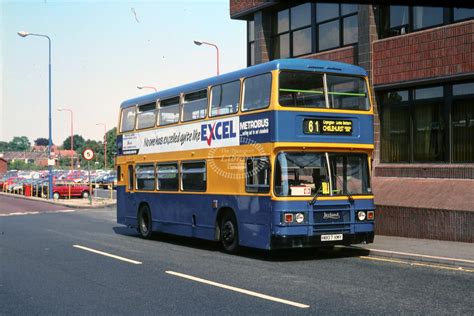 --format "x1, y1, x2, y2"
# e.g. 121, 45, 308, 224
379, 82, 474, 163
248, 20, 255, 66
316, 2, 358, 52
380, 5, 474, 39
413, 6, 444, 30
452, 82, 474, 162
413, 86, 445, 162
380, 90, 410, 163
272, 3, 311, 58
454, 8, 474, 21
